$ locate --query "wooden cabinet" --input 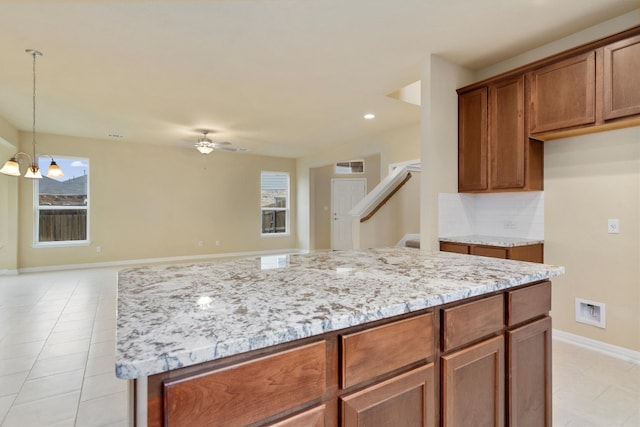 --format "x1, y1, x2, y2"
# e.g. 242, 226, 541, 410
507, 317, 552, 427
162, 341, 326, 426
528, 52, 596, 134
342, 364, 436, 427
144, 281, 554, 427
439, 241, 544, 263
458, 77, 542, 193
603, 35, 640, 120
458, 87, 488, 192
341, 314, 434, 389
442, 336, 505, 427
458, 27, 640, 181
